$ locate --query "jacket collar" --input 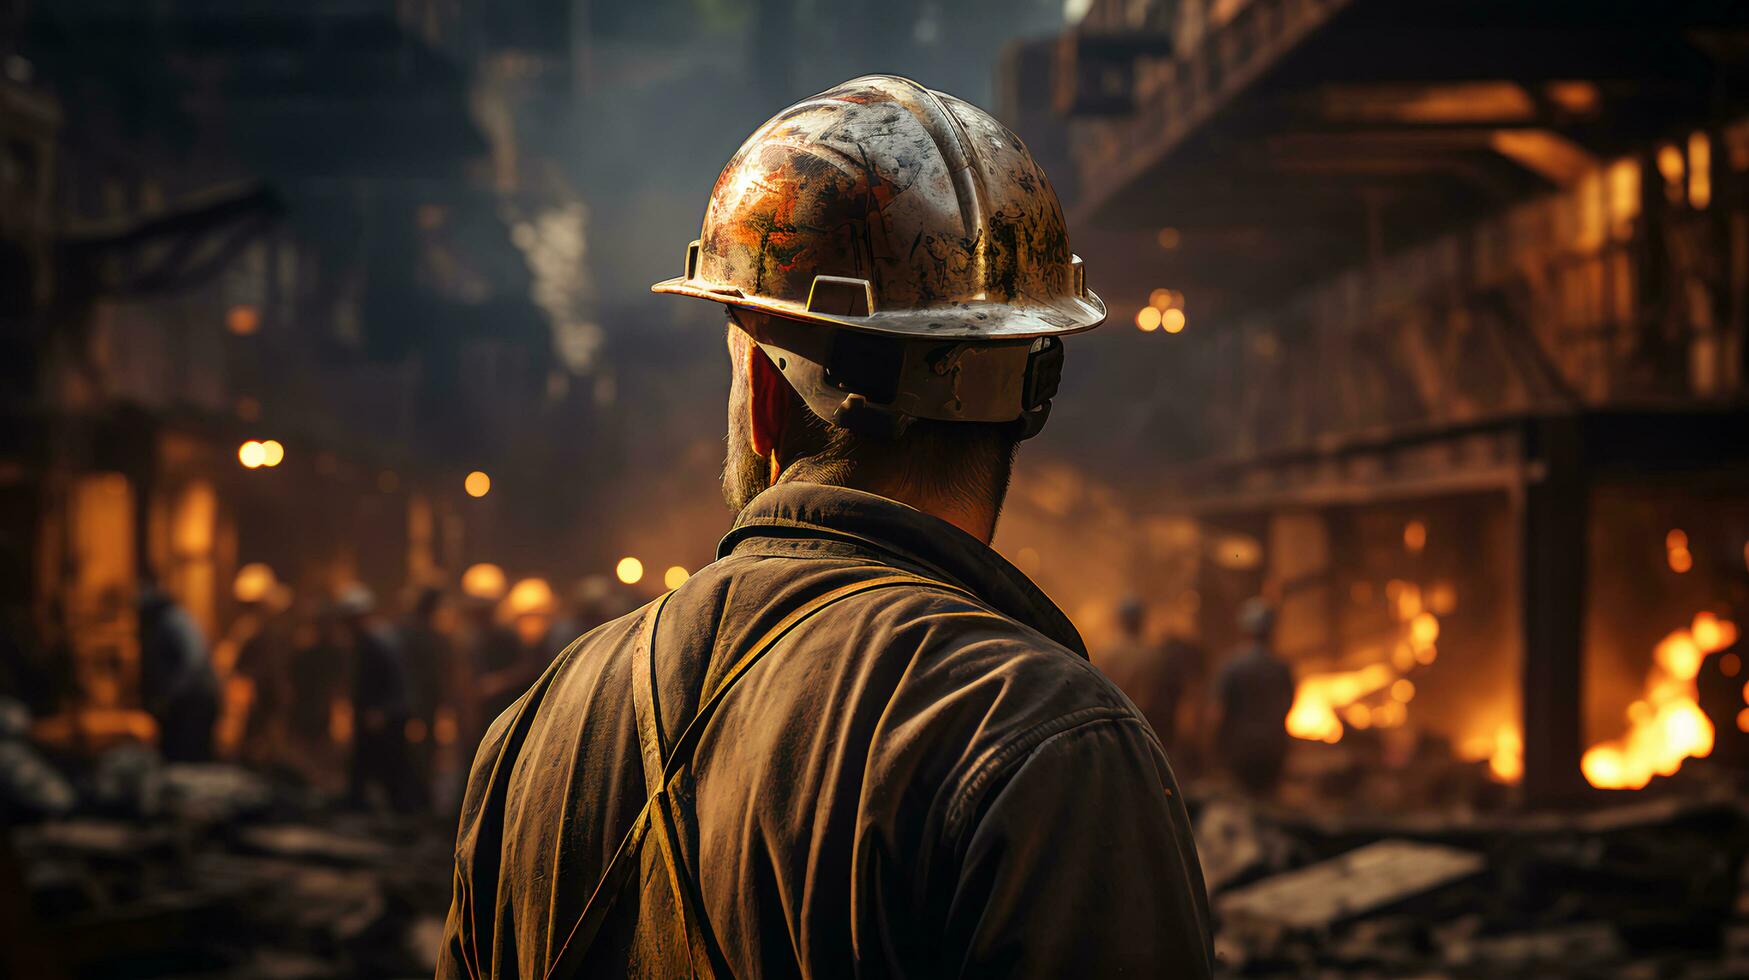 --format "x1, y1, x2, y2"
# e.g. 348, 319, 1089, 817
718, 482, 1087, 658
